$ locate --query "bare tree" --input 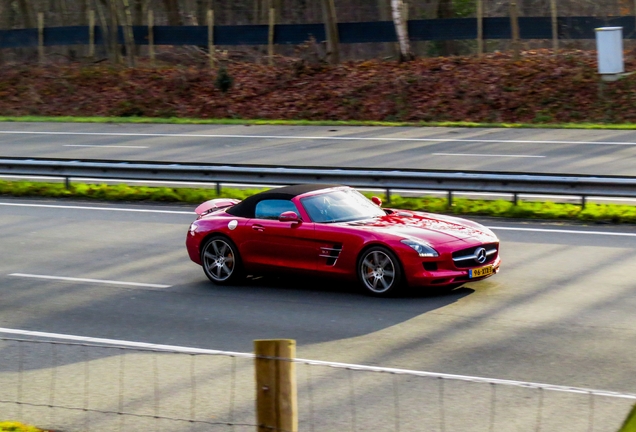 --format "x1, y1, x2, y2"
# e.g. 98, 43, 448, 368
17, 0, 36, 28
163, 0, 182, 25
121, 0, 136, 66
391, 0, 413, 61
321, 0, 340, 63
437, 0, 457, 55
